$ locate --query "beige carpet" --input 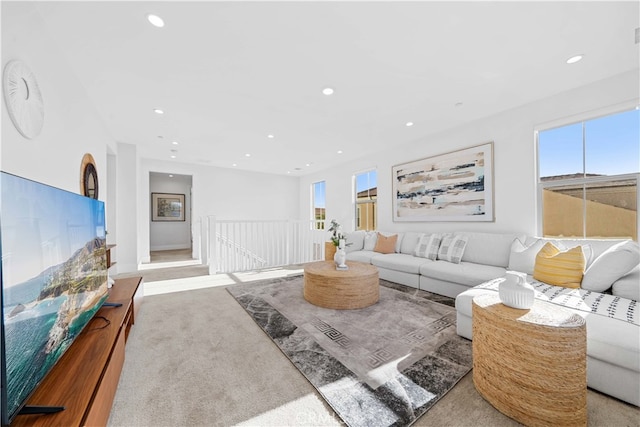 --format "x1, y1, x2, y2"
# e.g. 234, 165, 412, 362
108, 271, 640, 427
